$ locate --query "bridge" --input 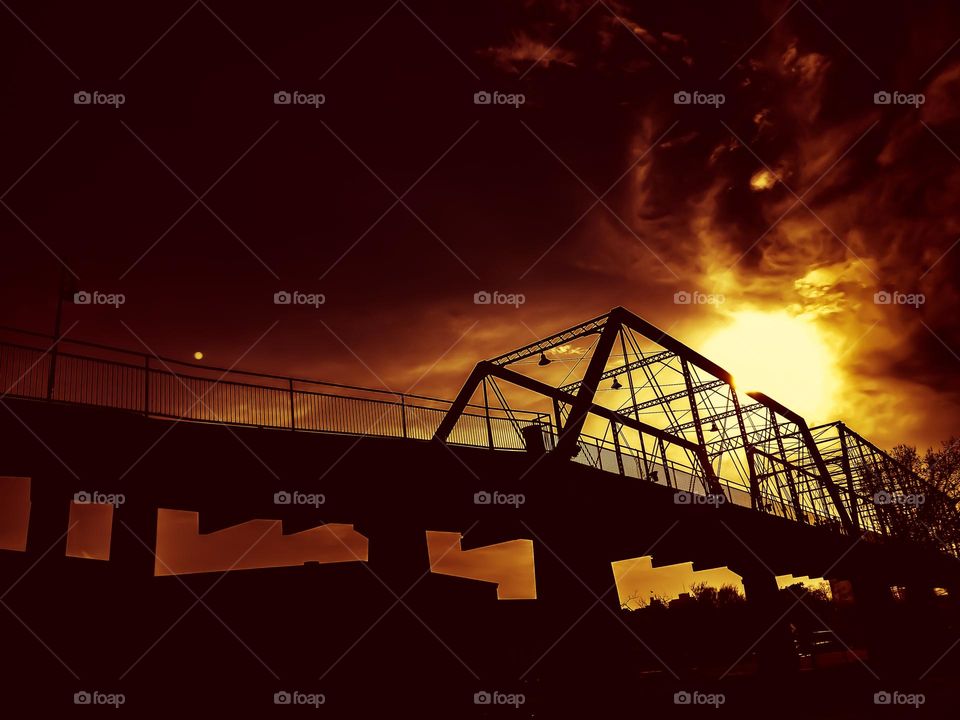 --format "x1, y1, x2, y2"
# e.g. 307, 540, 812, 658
3, 307, 956, 554
1, 308, 959, 714
434, 306, 960, 554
